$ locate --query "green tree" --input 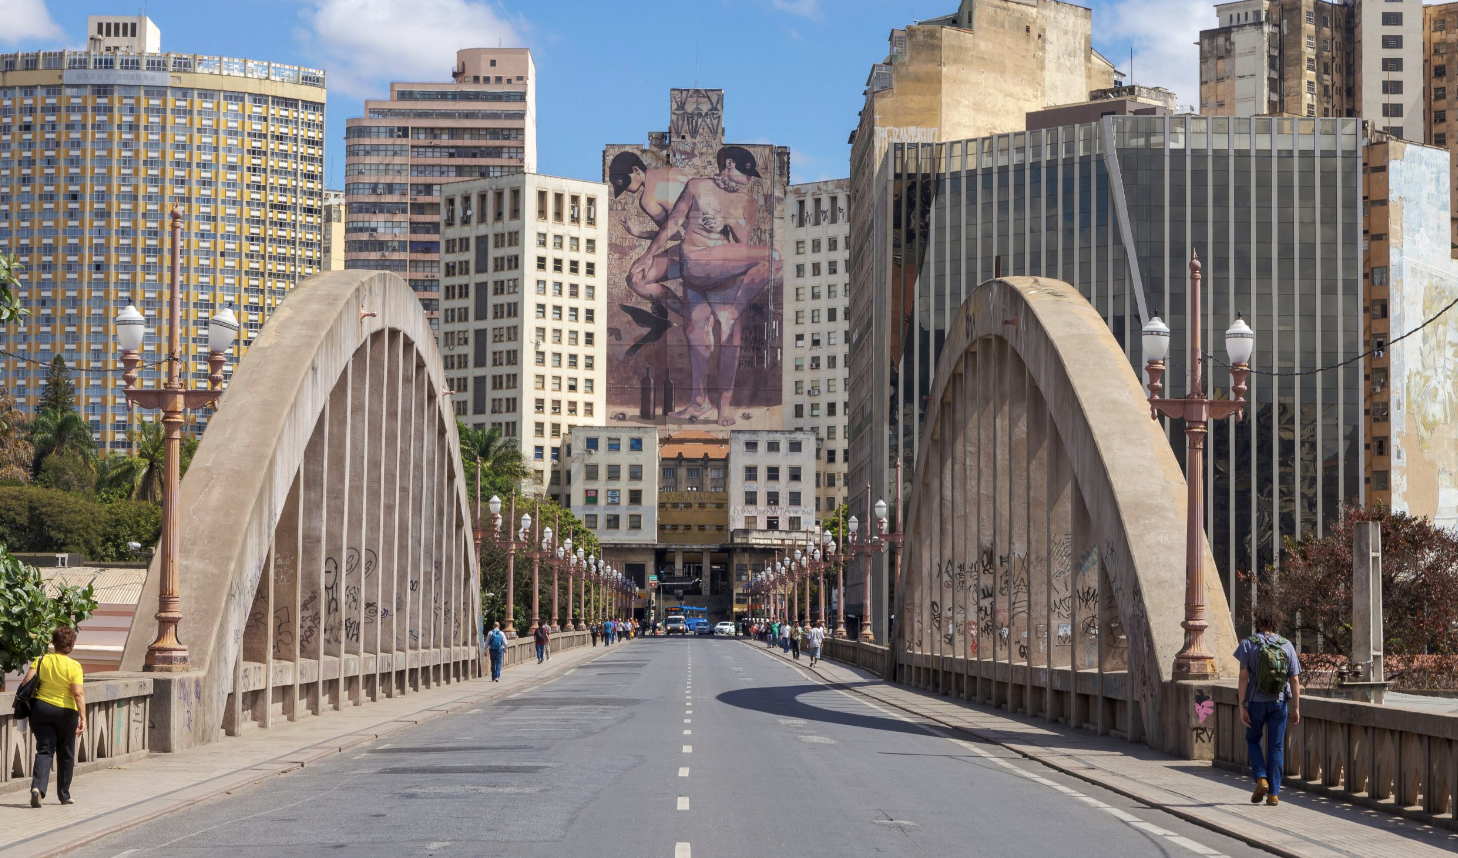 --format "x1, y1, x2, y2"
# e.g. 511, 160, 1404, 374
28, 406, 95, 473
39, 354, 77, 417
95, 453, 145, 502
0, 544, 97, 689
36, 449, 97, 494
458, 421, 530, 501
0, 486, 159, 561
0, 386, 32, 484
0, 252, 26, 324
